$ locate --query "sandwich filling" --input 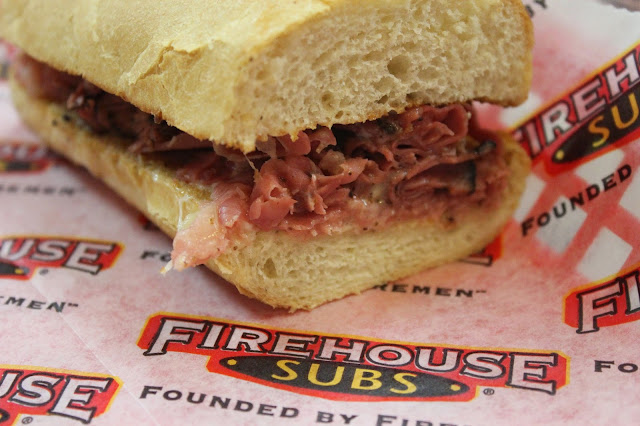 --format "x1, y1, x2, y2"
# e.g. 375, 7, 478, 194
14, 54, 510, 269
